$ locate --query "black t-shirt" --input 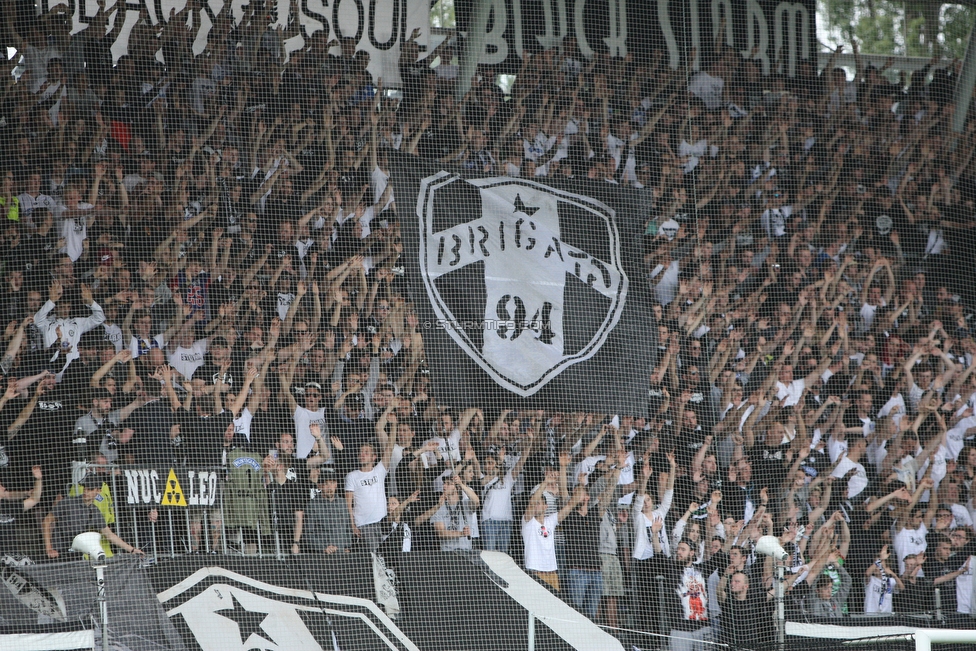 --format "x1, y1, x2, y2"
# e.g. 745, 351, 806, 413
0, 287, 27, 327
750, 443, 790, 490
269, 456, 311, 543
677, 426, 708, 468
0, 405, 33, 497
183, 411, 235, 467
23, 388, 77, 500
721, 590, 771, 648
563, 509, 602, 570
922, 557, 964, 613
196, 355, 246, 393
59, 359, 97, 406
249, 404, 292, 454
325, 409, 375, 475
128, 399, 177, 467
